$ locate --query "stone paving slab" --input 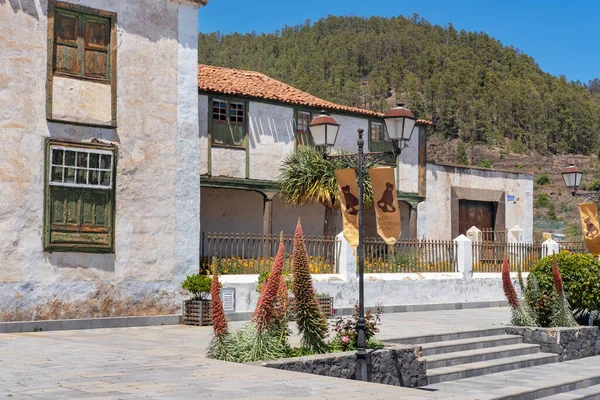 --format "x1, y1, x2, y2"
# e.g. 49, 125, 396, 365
0, 308, 512, 399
